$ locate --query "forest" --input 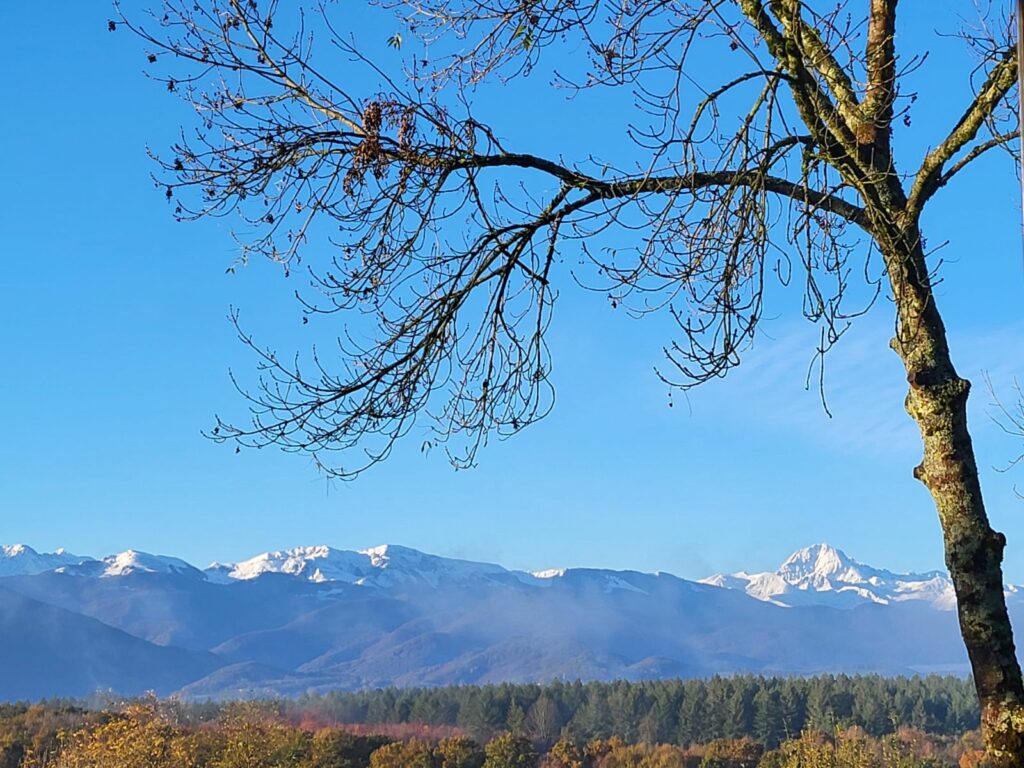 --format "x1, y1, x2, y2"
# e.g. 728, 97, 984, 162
0, 676, 985, 768
276, 675, 981, 746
